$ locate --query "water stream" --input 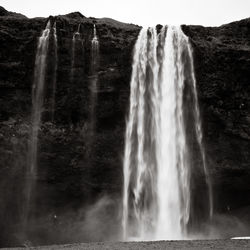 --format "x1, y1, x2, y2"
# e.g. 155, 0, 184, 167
89, 24, 99, 138
24, 20, 51, 231
51, 21, 58, 121
122, 25, 213, 240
